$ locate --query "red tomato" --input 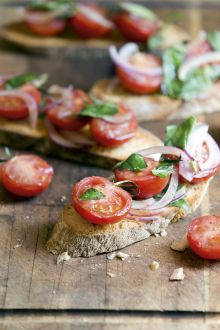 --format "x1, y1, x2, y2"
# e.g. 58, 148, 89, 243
25, 11, 66, 36
72, 176, 132, 225
0, 84, 41, 120
1, 154, 54, 197
117, 53, 162, 94
114, 158, 170, 199
90, 104, 137, 147
187, 40, 212, 58
71, 5, 113, 39
115, 13, 159, 42
187, 216, 220, 259
46, 89, 89, 130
